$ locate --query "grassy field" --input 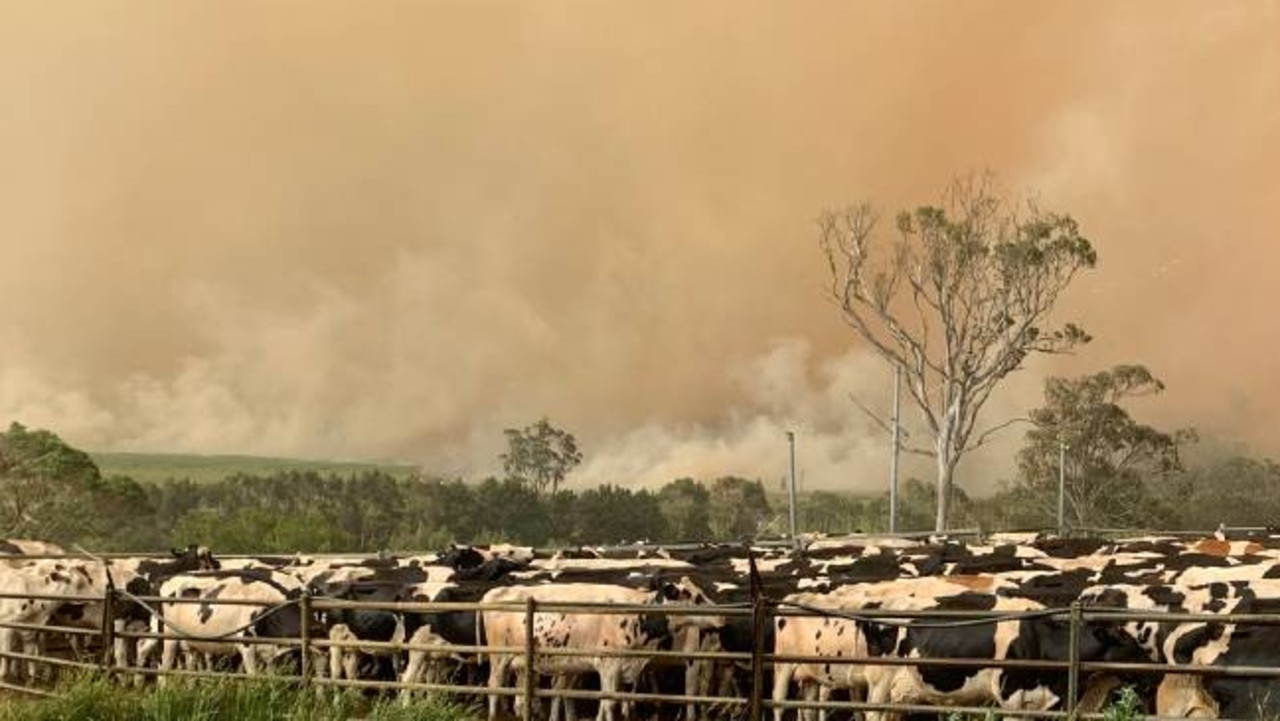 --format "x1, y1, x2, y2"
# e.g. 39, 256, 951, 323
90, 451, 420, 485
0, 676, 479, 720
